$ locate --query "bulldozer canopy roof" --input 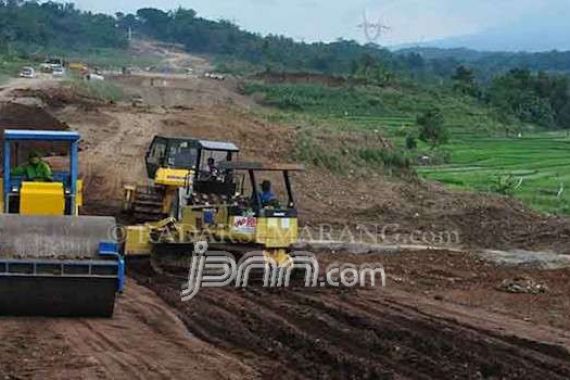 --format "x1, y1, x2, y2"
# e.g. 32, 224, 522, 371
218, 161, 304, 172
198, 140, 239, 152
154, 136, 239, 152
